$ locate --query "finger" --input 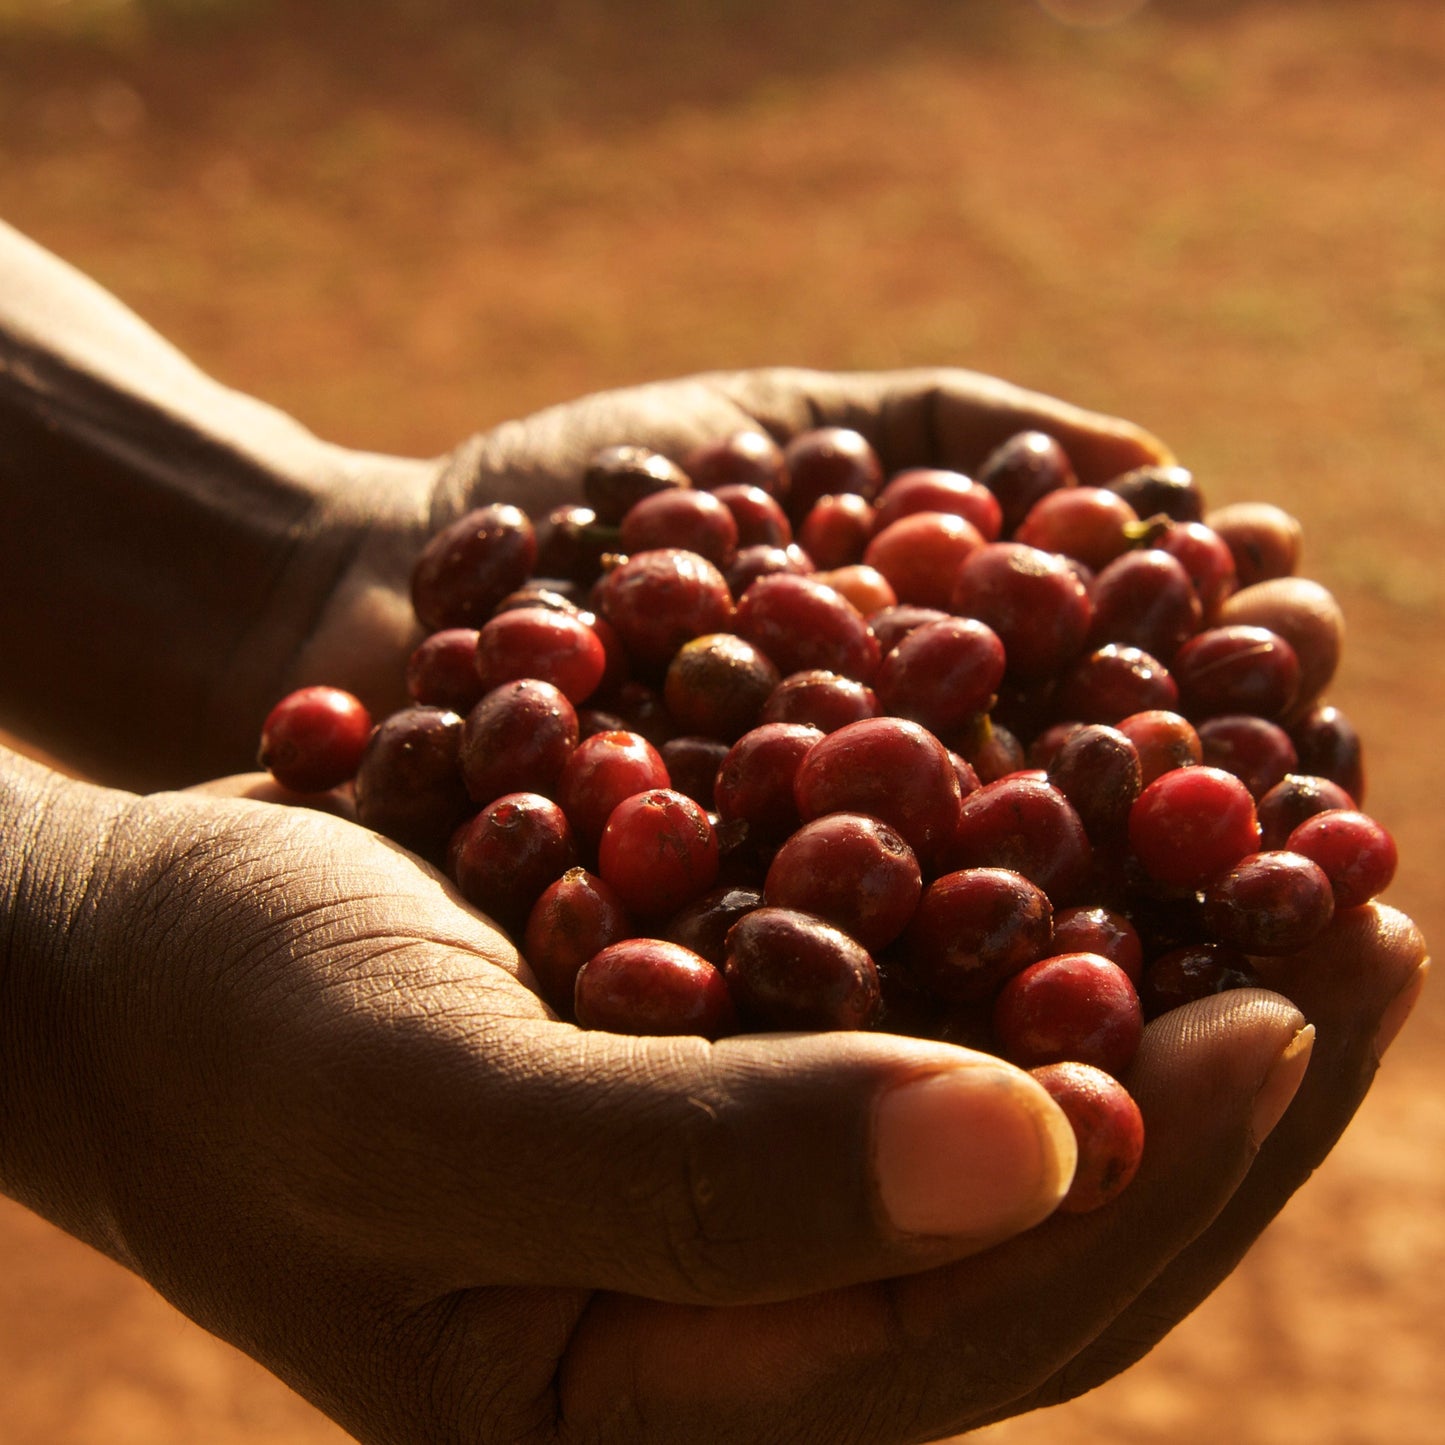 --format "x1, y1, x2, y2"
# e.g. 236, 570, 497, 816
986, 903, 1428, 1412
553, 991, 1309, 1443
713, 366, 1174, 483
315, 1021, 1079, 1306
435, 368, 1171, 521
185, 769, 358, 820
